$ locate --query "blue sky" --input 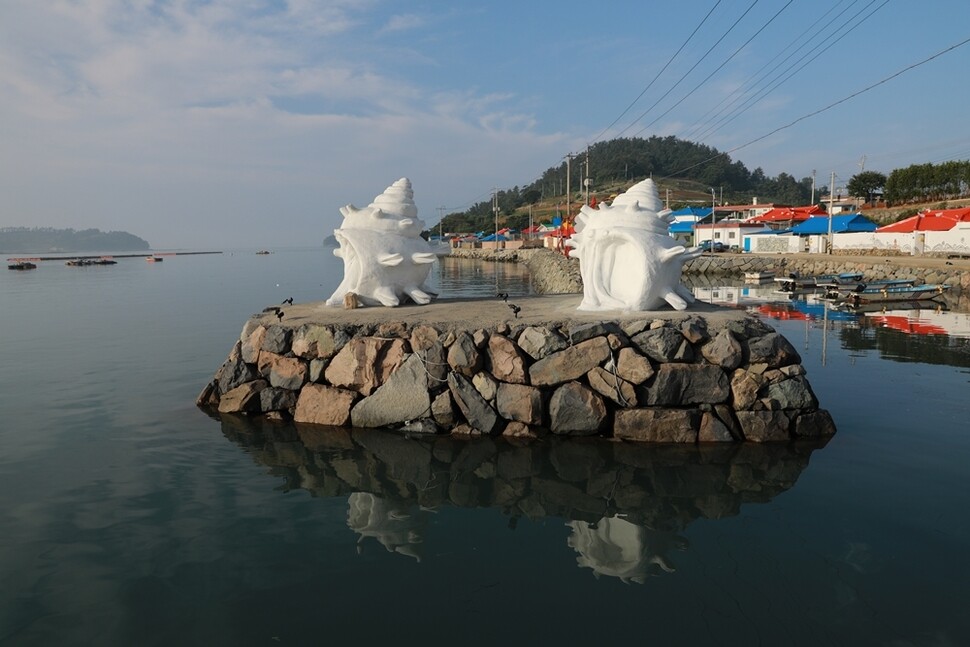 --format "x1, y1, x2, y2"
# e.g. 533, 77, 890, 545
2, 0, 969, 248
